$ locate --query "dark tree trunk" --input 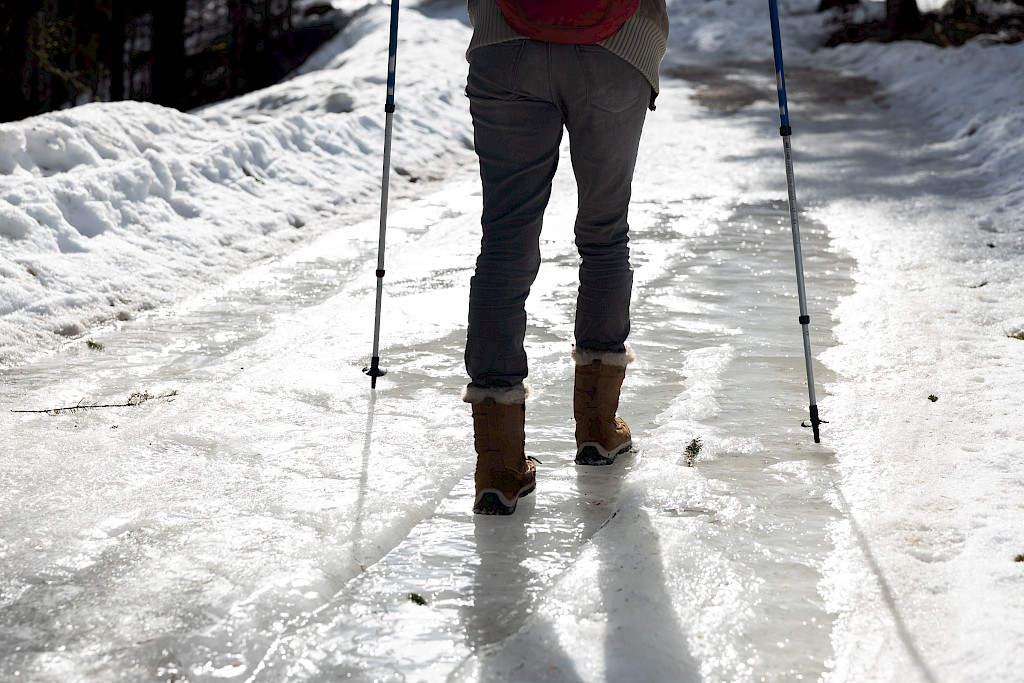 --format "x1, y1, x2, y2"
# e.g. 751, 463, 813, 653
0, 2, 39, 121
104, 0, 130, 101
227, 0, 247, 96
1, 0, 318, 120
150, 0, 187, 106
886, 0, 925, 32
243, 0, 278, 90
29, 0, 62, 115
818, 0, 860, 12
